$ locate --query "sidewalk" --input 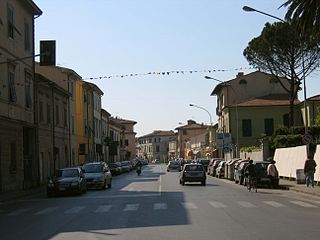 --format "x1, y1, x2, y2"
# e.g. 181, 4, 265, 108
279, 178, 320, 197
0, 186, 45, 204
